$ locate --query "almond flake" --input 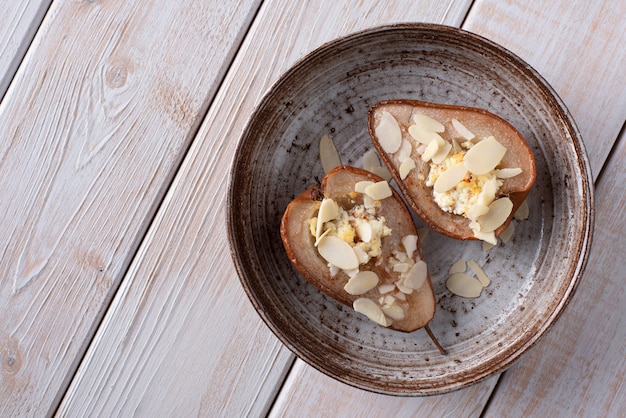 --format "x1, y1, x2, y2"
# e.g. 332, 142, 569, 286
463, 136, 507, 175
446, 273, 483, 298
344, 271, 379, 295
362, 148, 380, 171
477, 197, 513, 232
399, 158, 416, 180
500, 221, 515, 244
381, 303, 405, 321
473, 229, 497, 245
396, 139, 413, 162
467, 203, 490, 221
467, 259, 490, 287
320, 134, 341, 174
356, 222, 372, 243
353, 246, 370, 264
355, 180, 375, 193
376, 111, 402, 153
449, 259, 467, 275
369, 165, 393, 182
451, 118, 475, 140
315, 198, 338, 238
495, 167, 522, 178
353, 298, 390, 326
431, 142, 452, 164
378, 283, 395, 294
421, 139, 440, 162
413, 113, 445, 132
408, 124, 445, 146
514, 200, 530, 220
404, 260, 428, 290
401, 235, 418, 260
317, 236, 359, 270
434, 163, 467, 193
364, 180, 392, 201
